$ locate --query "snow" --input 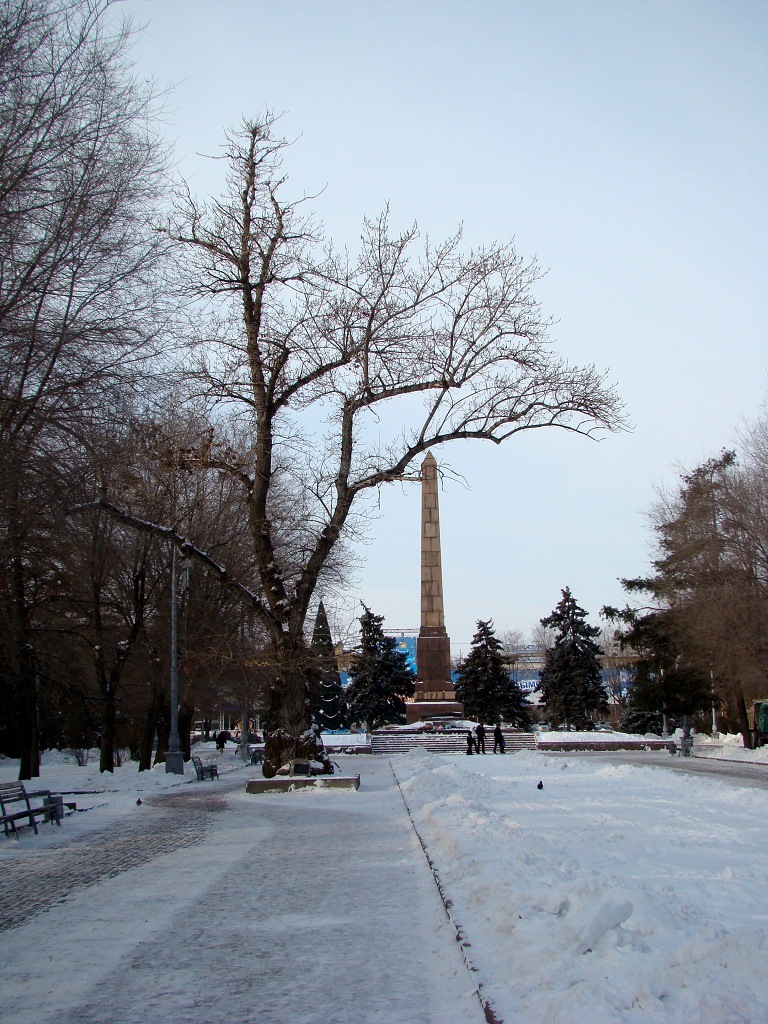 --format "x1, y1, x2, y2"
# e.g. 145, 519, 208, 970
536, 729, 659, 745
693, 733, 768, 764
393, 749, 768, 1023
535, 730, 768, 764
1, 746, 767, 1023
317, 731, 370, 747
